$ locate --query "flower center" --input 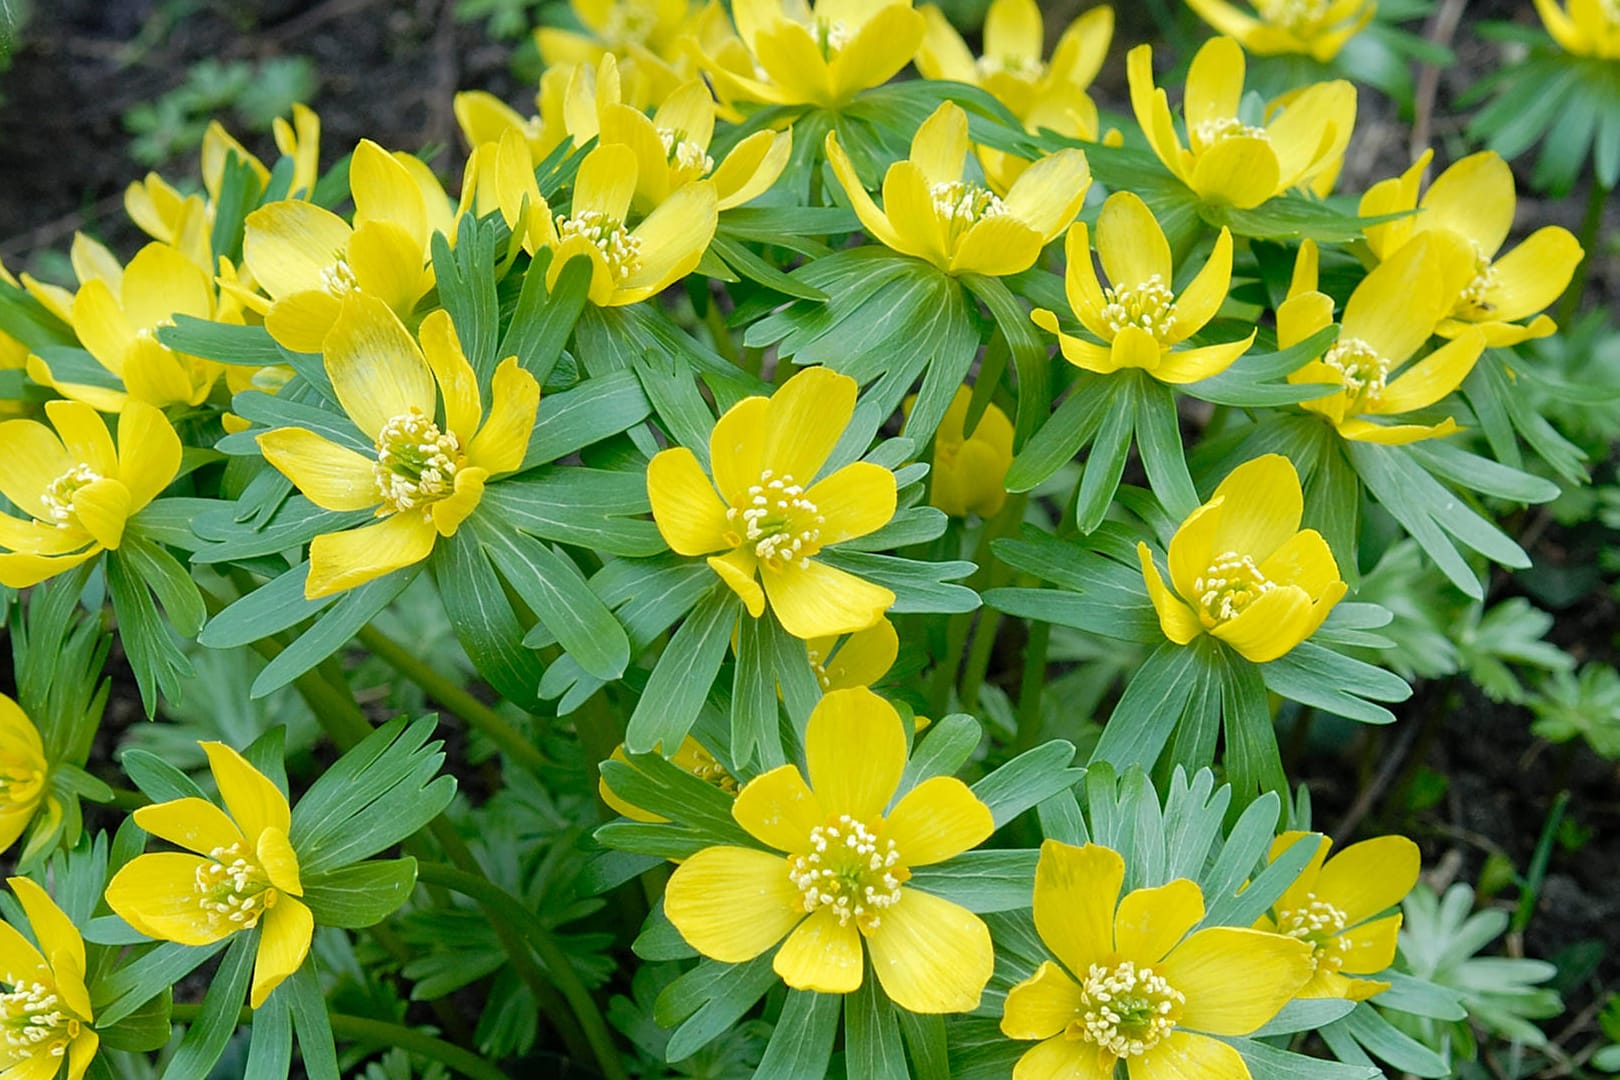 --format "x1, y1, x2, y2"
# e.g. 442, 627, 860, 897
685, 745, 739, 795
373, 410, 461, 516
0, 981, 81, 1062
39, 463, 103, 526
787, 814, 908, 932
1193, 550, 1275, 627
930, 181, 1008, 246
722, 469, 825, 572
1275, 894, 1353, 975
601, 3, 658, 47
976, 53, 1044, 80
814, 17, 852, 59
555, 210, 643, 281
1070, 960, 1185, 1058
320, 257, 360, 298
1190, 116, 1270, 155
0, 750, 45, 808
1320, 336, 1390, 411
658, 127, 715, 183
1254, 0, 1332, 33
1101, 275, 1178, 340
194, 841, 278, 931
1455, 240, 1499, 317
